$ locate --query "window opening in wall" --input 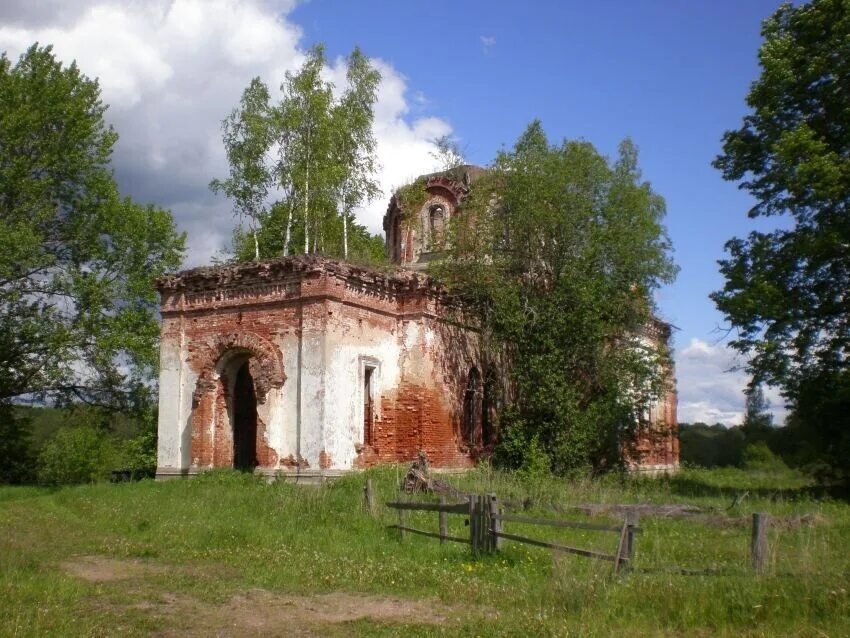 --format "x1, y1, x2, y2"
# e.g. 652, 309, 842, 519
428, 204, 445, 249
232, 360, 258, 471
363, 365, 375, 446
463, 367, 481, 446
